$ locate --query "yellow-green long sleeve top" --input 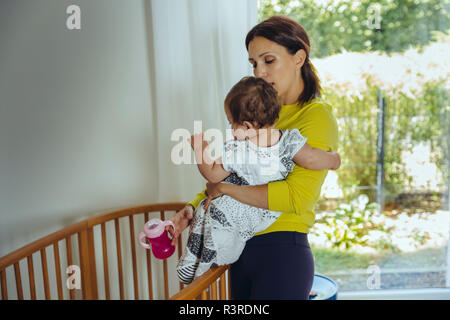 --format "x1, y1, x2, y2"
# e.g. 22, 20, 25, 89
188, 97, 339, 235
